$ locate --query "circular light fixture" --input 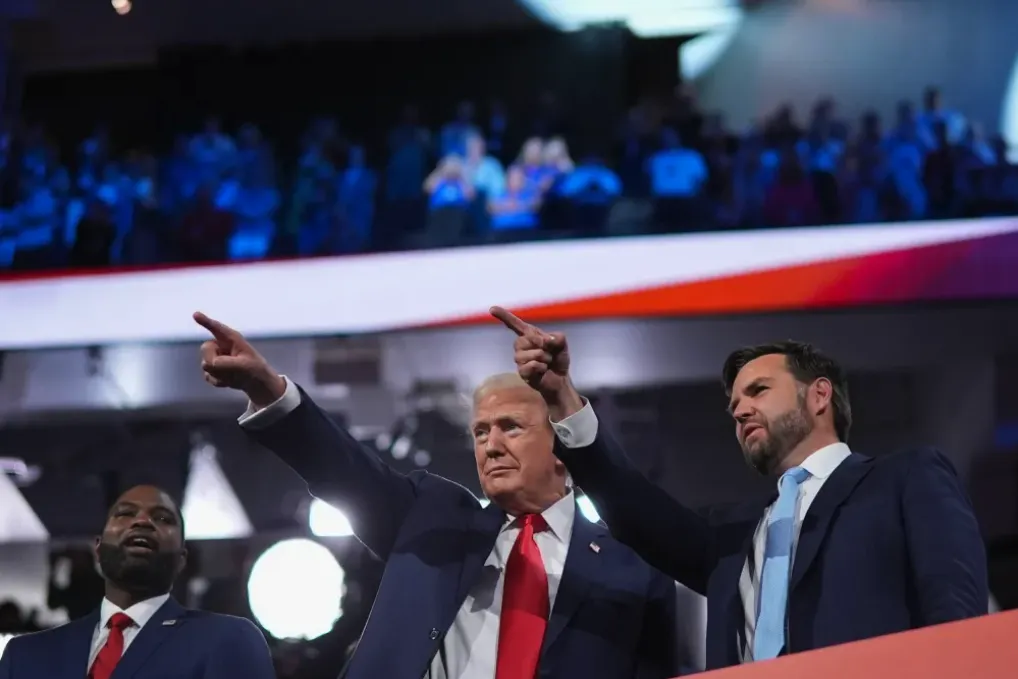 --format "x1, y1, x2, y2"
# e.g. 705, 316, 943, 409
247, 539, 345, 640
